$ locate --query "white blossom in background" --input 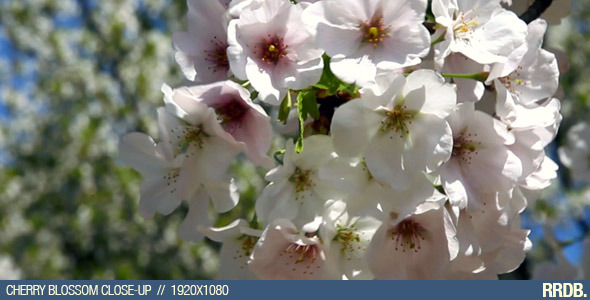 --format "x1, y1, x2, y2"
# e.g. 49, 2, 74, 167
331, 70, 456, 190
302, 0, 430, 86
0, 255, 21, 280
227, 0, 324, 105
559, 122, 590, 183
173, 0, 230, 83
432, 0, 527, 67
